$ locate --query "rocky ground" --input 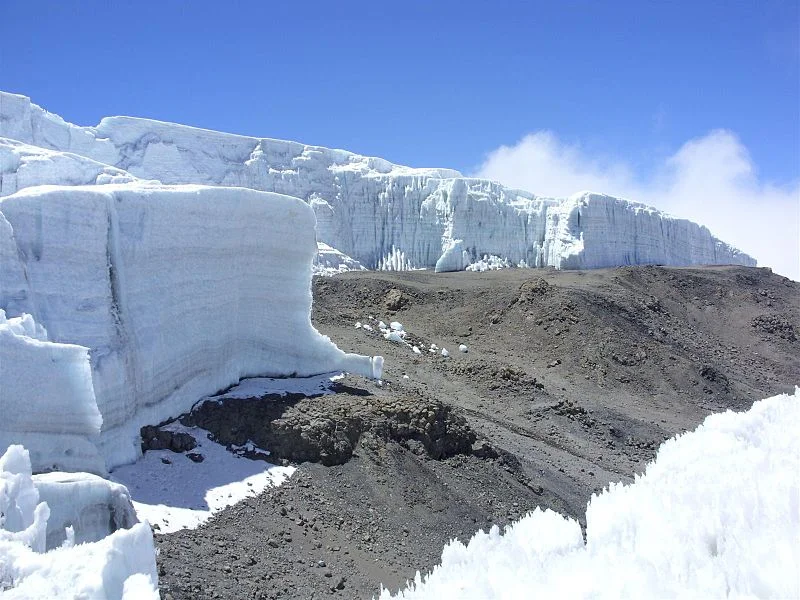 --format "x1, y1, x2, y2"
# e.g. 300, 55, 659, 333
155, 265, 798, 600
